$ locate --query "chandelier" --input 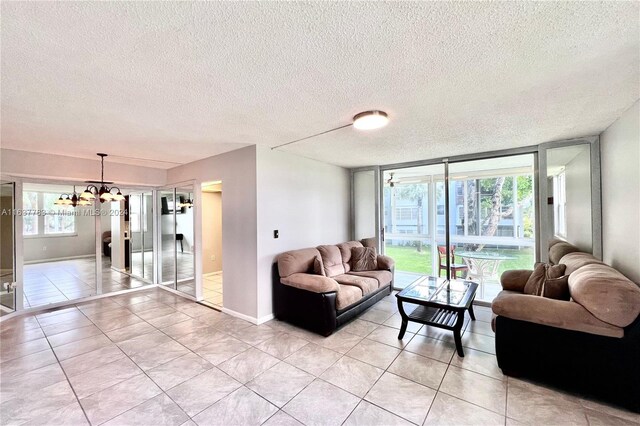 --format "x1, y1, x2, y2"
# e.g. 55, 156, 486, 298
54, 153, 124, 206
54, 185, 92, 207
